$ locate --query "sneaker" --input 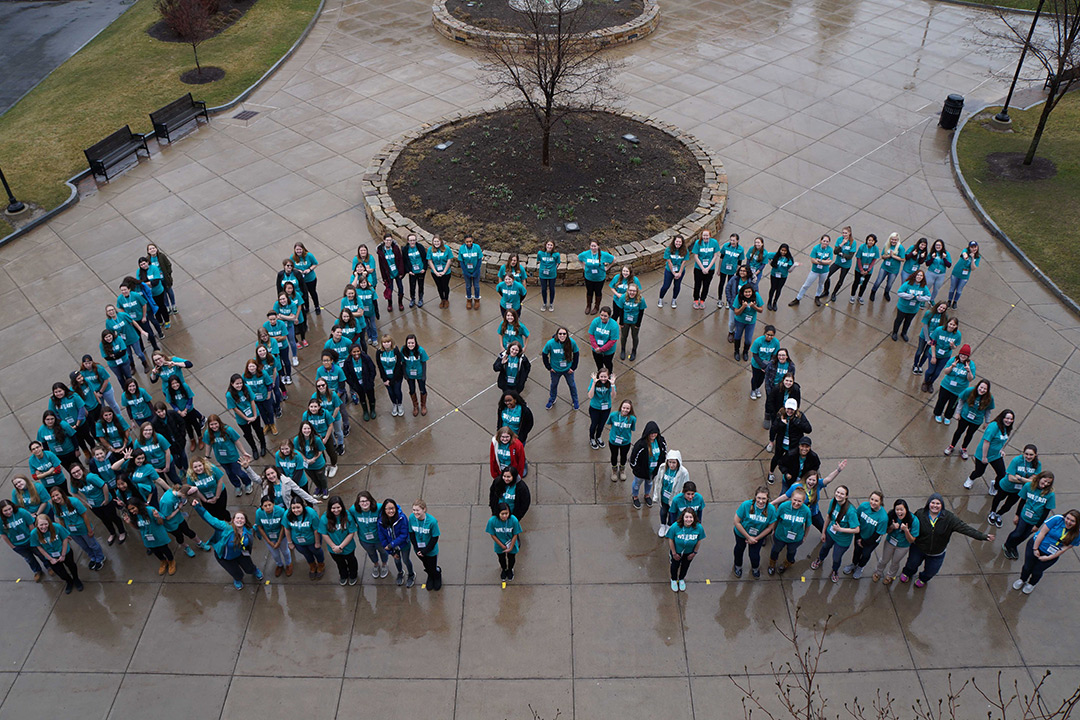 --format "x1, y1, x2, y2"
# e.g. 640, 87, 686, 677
656, 299, 663, 308
244, 483, 254, 495
944, 445, 953, 456
339, 577, 348, 586
788, 298, 801, 306
913, 366, 923, 375
914, 579, 926, 588
671, 579, 679, 592
678, 579, 686, 591
234, 580, 244, 590
767, 473, 775, 484
961, 448, 969, 460
752, 568, 760, 578
777, 562, 787, 575
842, 564, 855, 575
988, 484, 997, 496
164, 321, 172, 330
718, 300, 724, 308
507, 569, 514, 582
849, 297, 856, 304
750, 390, 758, 401
934, 416, 942, 423
943, 417, 951, 425
501, 569, 508, 581
831, 572, 839, 583
852, 567, 863, 579
349, 576, 358, 586
899, 573, 909, 583
590, 438, 599, 450
644, 496, 653, 507
658, 524, 668, 537
810, 559, 821, 570
254, 569, 264, 580
670, 299, 677, 308
327, 465, 338, 479
632, 497, 642, 509
733, 565, 743, 578
767, 566, 775, 576
372, 565, 380, 578
858, 297, 865, 305
994, 514, 1003, 528
1012, 579, 1025, 590
406, 574, 415, 588
235, 486, 244, 497
292, 356, 299, 366
597, 438, 605, 448
545, 400, 554, 410
396, 572, 405, 586
184, 546, 196, 558
963, 477, 974, 489
380, 566, 389, 578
